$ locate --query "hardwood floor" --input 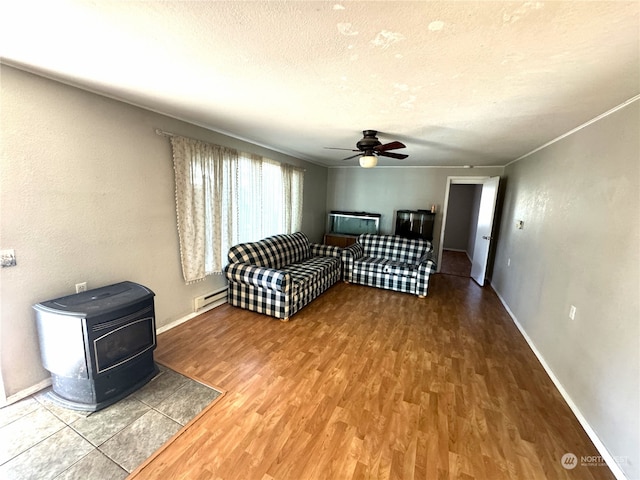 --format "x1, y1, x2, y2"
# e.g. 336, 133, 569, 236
440, 250, 472, 278
131, 276, 614, 480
